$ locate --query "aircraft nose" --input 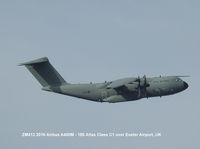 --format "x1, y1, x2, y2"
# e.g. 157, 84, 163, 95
183, 81, 188, 89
